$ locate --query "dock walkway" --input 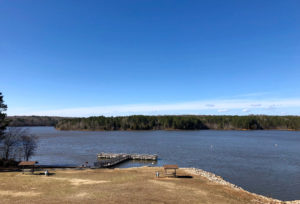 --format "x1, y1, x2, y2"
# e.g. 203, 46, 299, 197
94, 153, 158, 168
